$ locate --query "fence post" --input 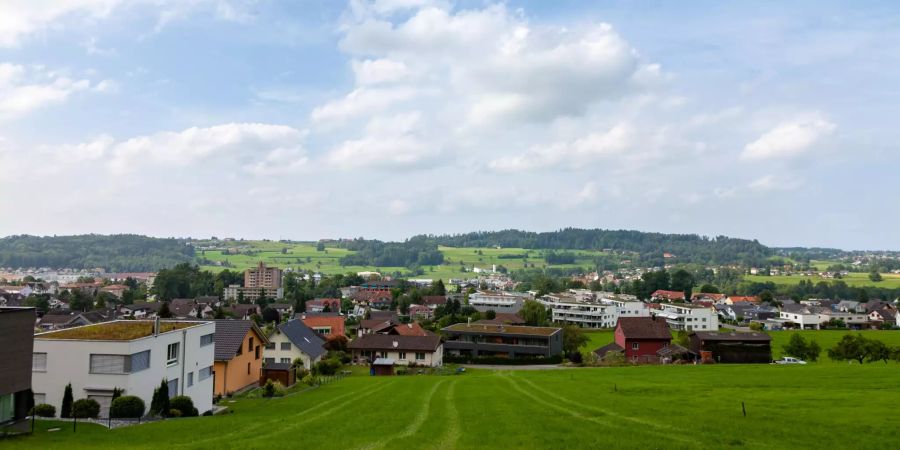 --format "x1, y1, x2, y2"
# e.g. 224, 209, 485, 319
73, 415, 77, 432
31, 412, 35, 433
